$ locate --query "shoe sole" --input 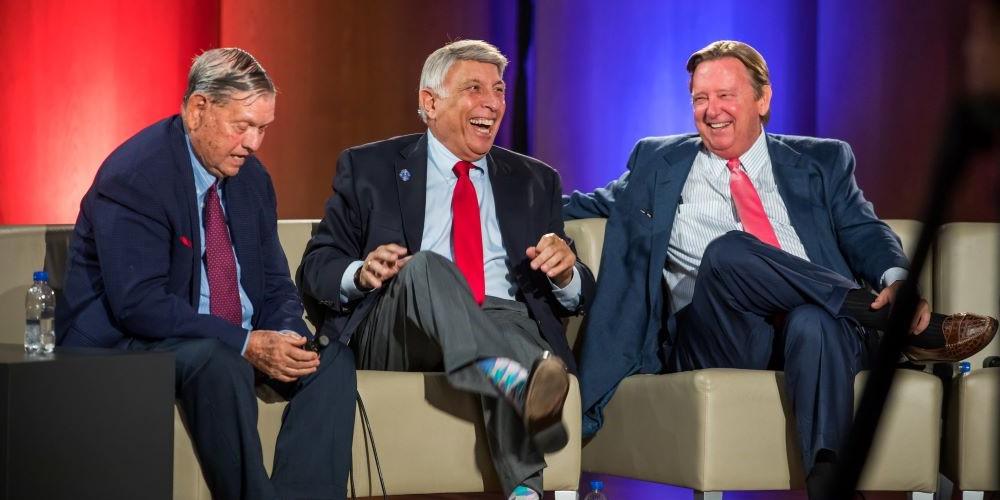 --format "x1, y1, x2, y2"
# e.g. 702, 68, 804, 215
523, 352, 570, 454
